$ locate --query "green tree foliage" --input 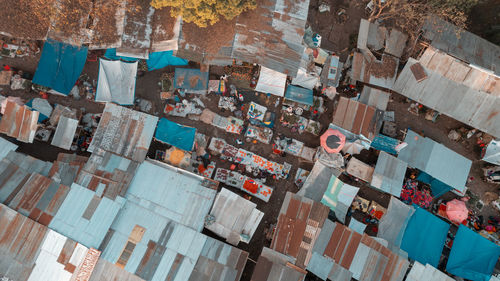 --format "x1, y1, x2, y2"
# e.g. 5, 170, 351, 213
150, 0, 256, 27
